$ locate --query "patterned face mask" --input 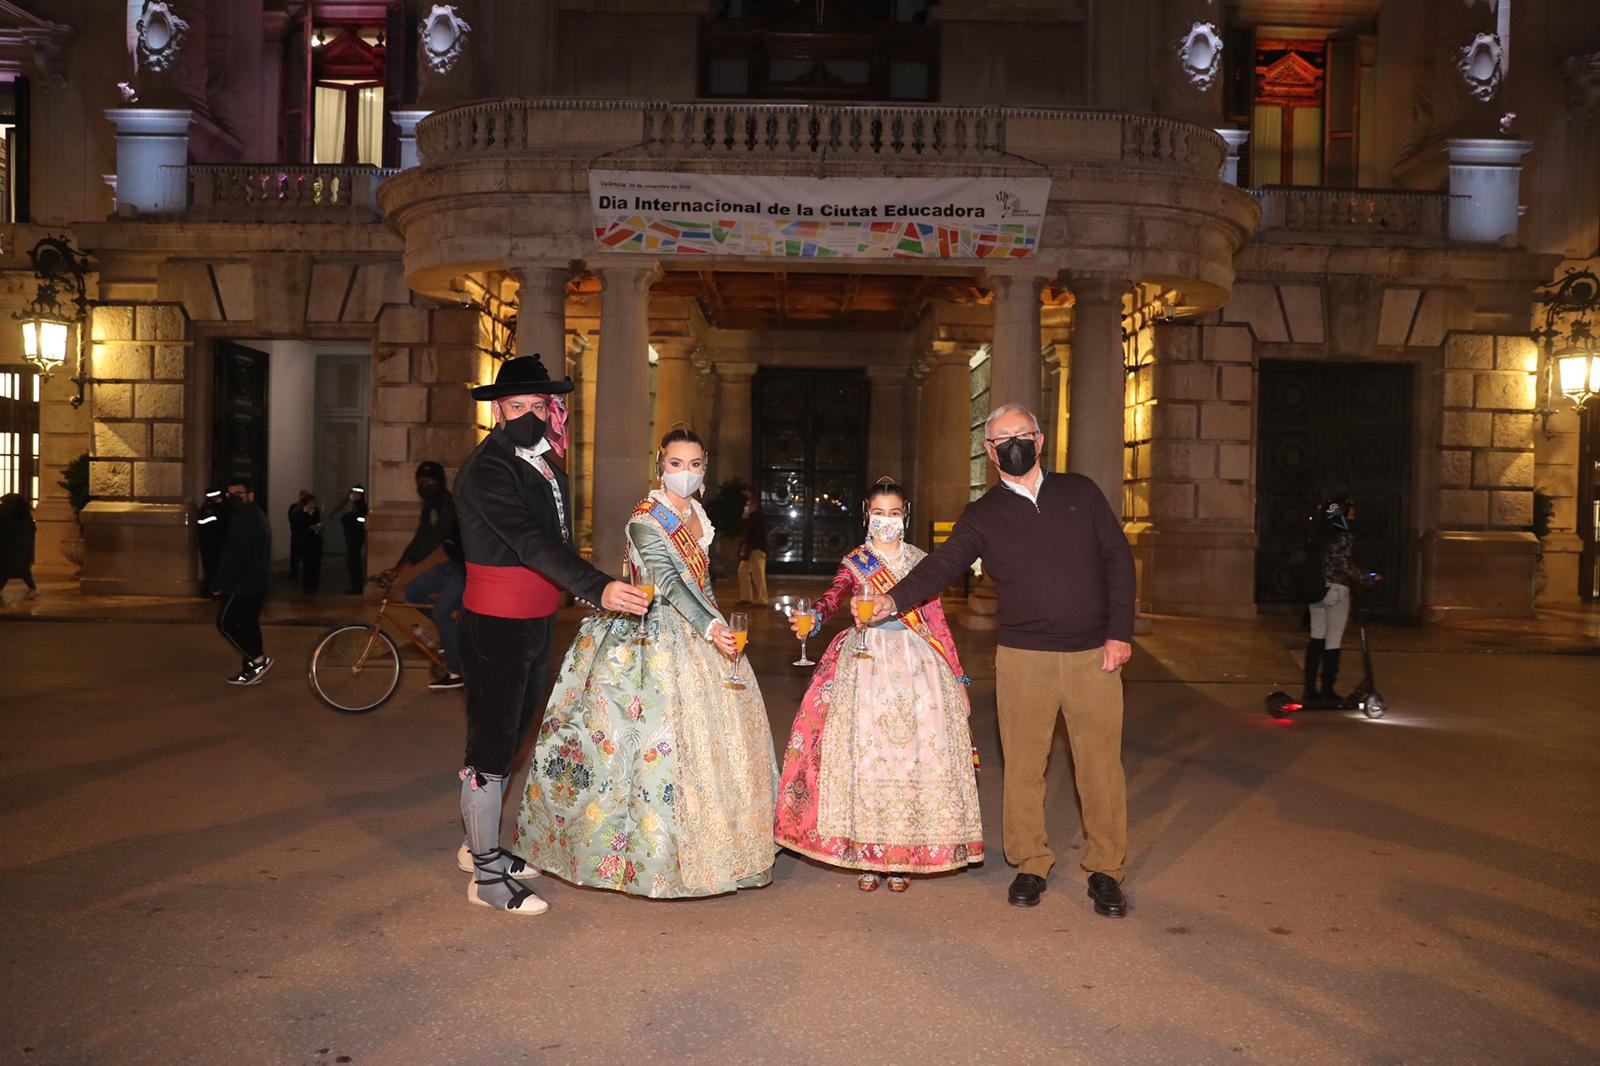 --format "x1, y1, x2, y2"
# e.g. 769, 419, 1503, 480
867, 515, 904, 542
